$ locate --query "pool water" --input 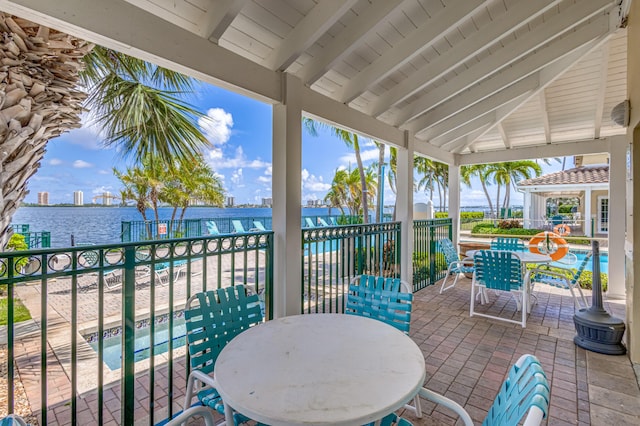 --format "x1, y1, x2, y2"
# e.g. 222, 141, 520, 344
550, 251, 608, 274
89, 317, 187, 370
